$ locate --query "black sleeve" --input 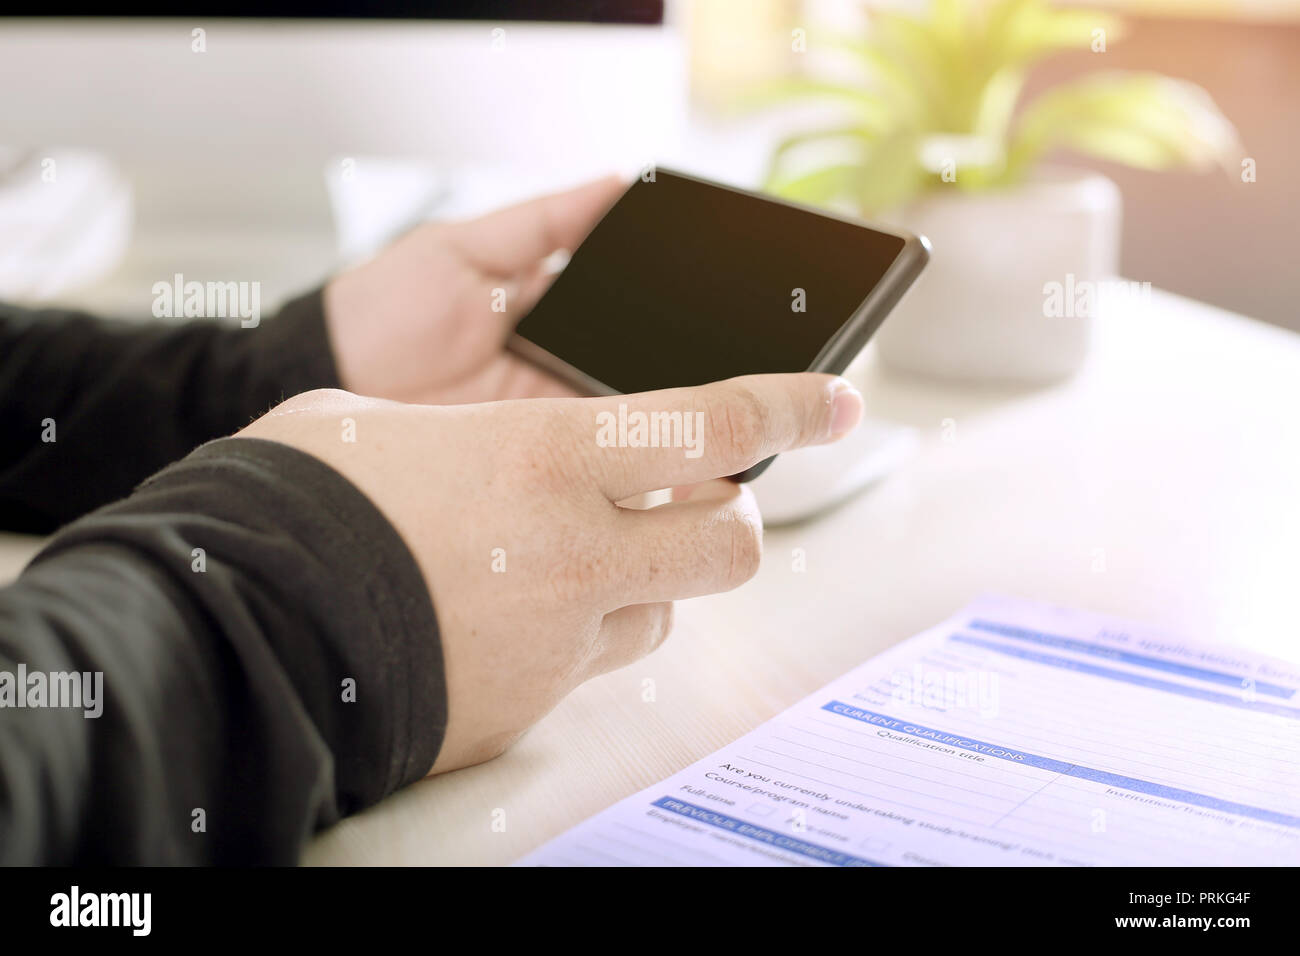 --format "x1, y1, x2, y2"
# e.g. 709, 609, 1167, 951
0, 291, 341, 534
0, 437, 447, 864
